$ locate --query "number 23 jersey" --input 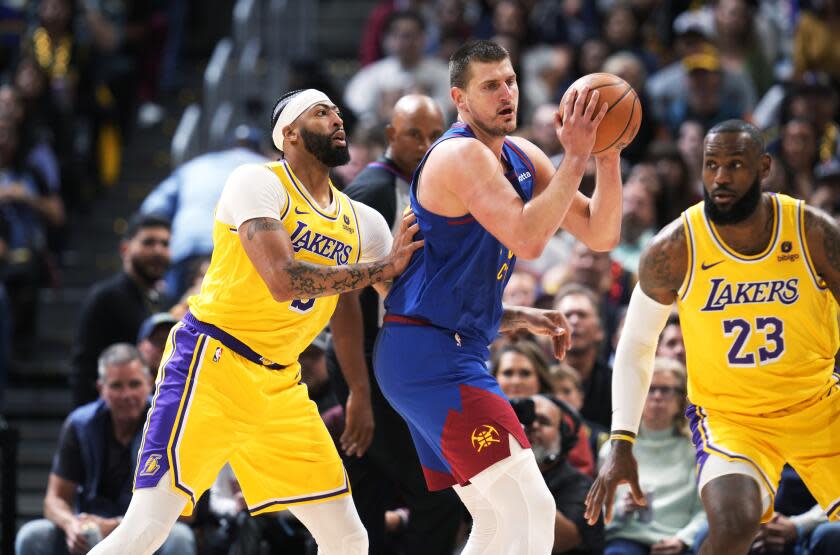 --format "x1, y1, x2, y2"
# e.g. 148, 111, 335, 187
677, 193, 838, 415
